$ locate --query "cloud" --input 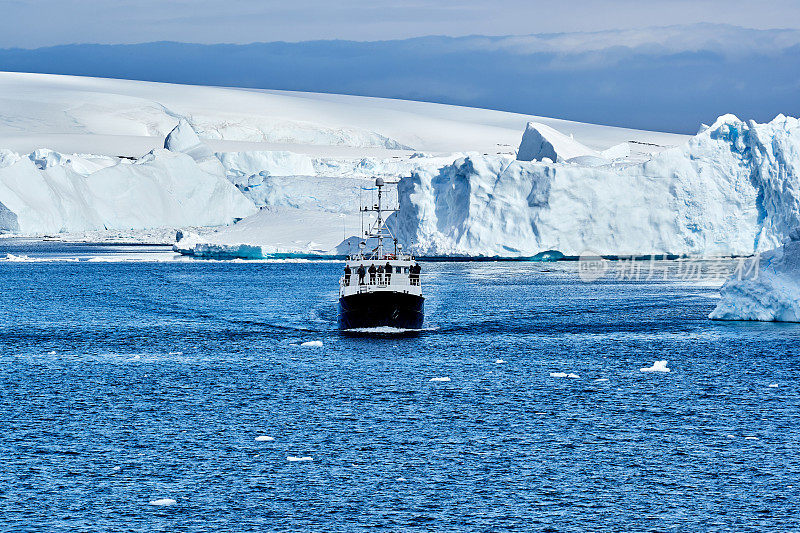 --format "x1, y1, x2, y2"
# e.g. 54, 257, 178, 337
1, 0, 800, 47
